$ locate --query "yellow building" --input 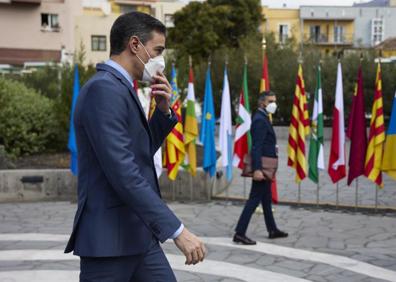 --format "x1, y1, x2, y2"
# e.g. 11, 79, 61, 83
261, 6, 301, 44
262, 6, 356, 54
300, 7, 355, 54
